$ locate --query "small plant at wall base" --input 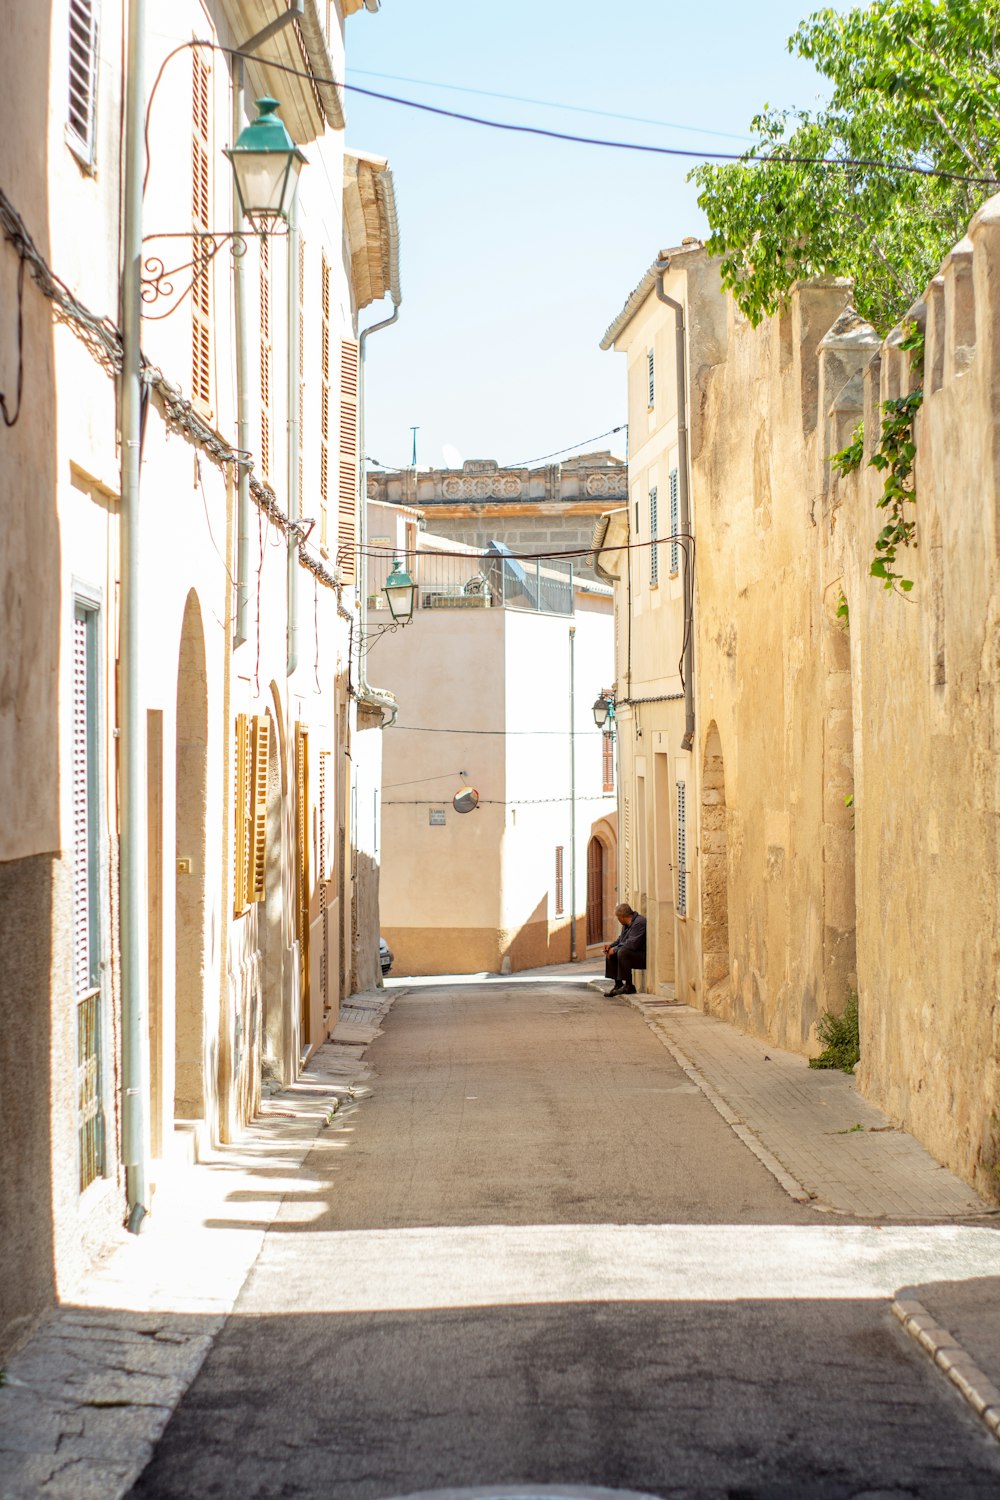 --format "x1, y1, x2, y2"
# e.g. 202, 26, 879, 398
810, 991, 860, 1073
